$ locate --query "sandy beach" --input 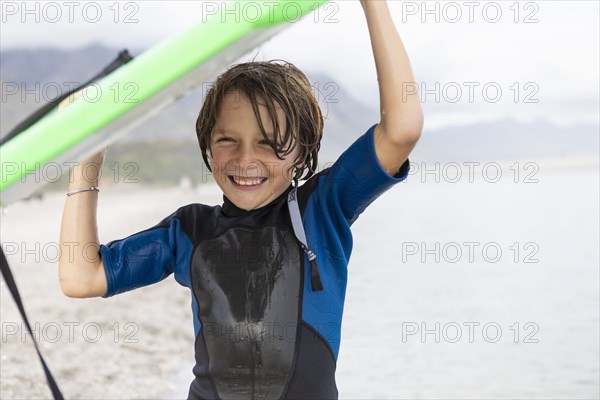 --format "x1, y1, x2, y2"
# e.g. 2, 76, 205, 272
1, 159, 599, 399
0, 186, 219, 399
